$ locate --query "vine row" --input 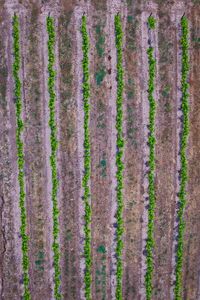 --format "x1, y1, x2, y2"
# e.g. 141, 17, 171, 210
174, 16, 190, 300
12, 14, 30, 300
81, 15, 92, 300
46, 16, 61, 300
145, 16, 157, 300
114, 14, 124, 300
